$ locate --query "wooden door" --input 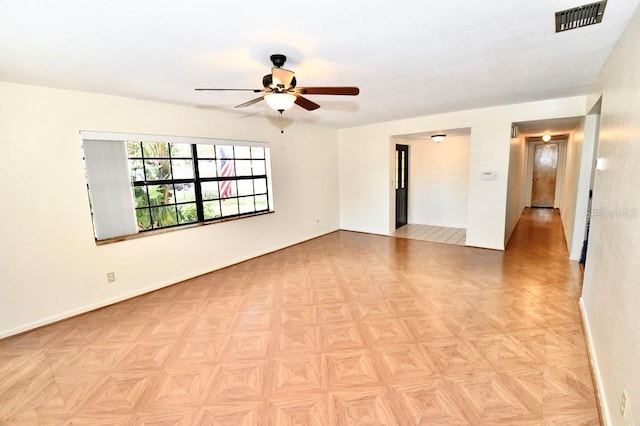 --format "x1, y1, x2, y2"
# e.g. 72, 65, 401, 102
395, 144, 409, 228
531, 143, 558, 207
